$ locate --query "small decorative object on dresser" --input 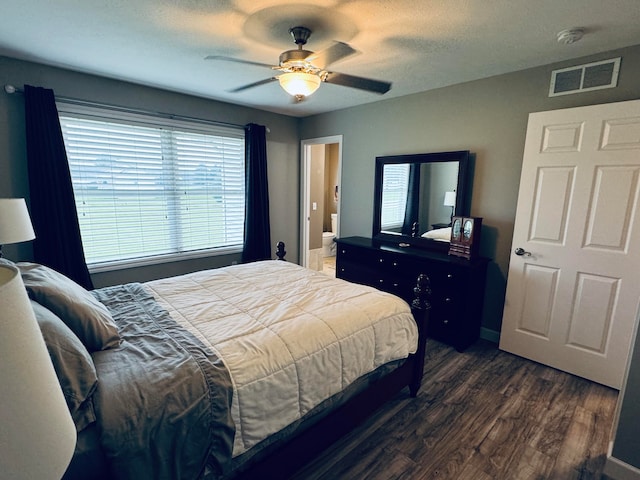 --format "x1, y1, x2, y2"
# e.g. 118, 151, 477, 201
449, 216, 482, 260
